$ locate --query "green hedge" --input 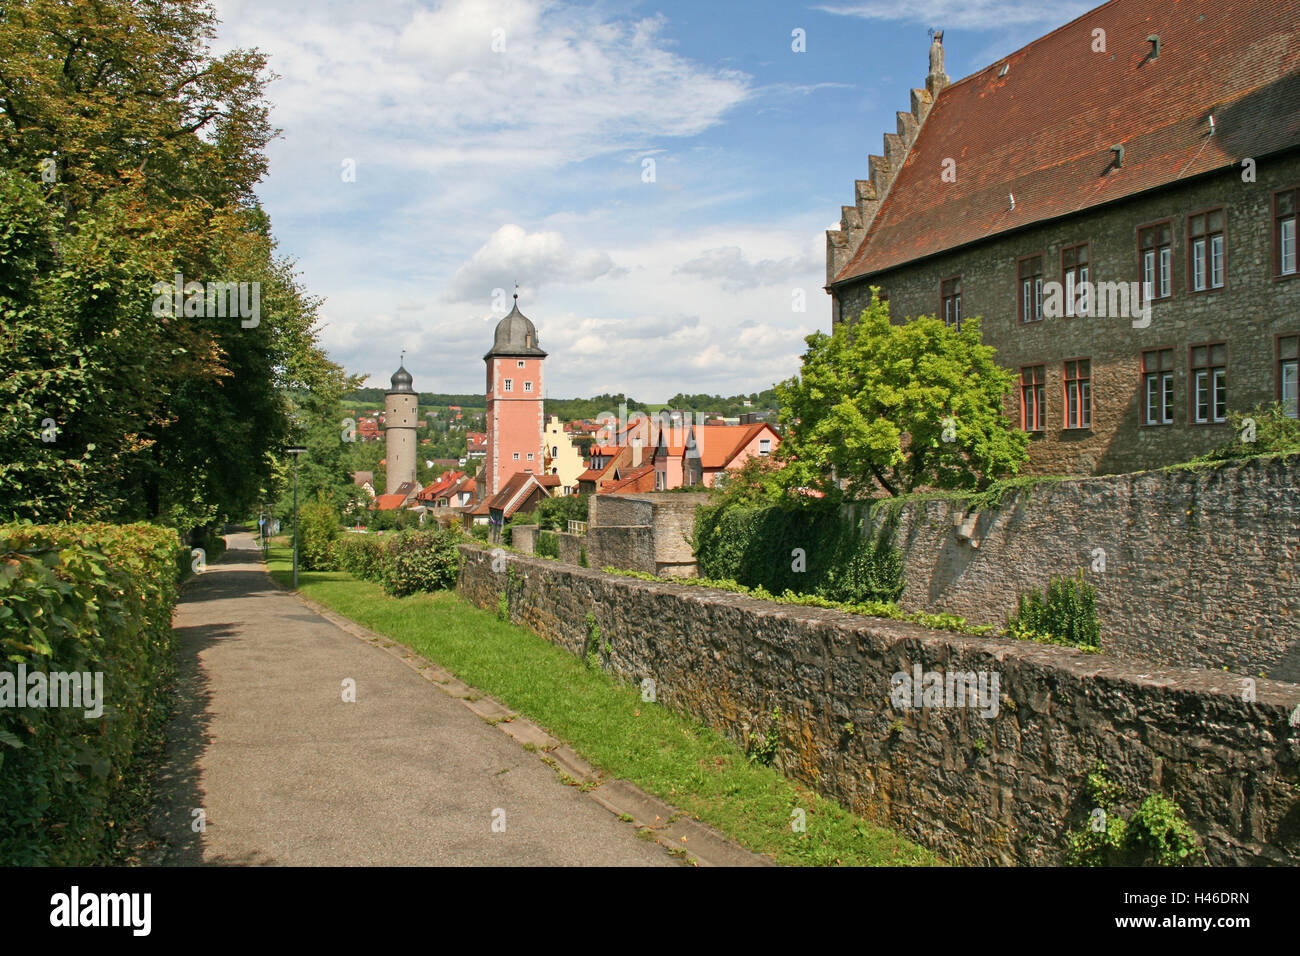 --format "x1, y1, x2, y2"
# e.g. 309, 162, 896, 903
334, 528, 463, 596
536, 530, 560, 559
0, 521, 182, 865
693, 501, 903, 604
